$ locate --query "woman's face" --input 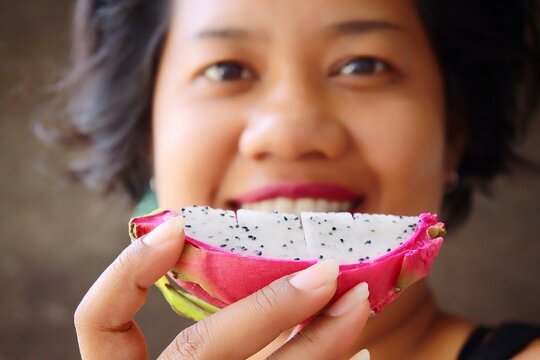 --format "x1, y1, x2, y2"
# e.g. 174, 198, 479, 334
153, 0, 452, 216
